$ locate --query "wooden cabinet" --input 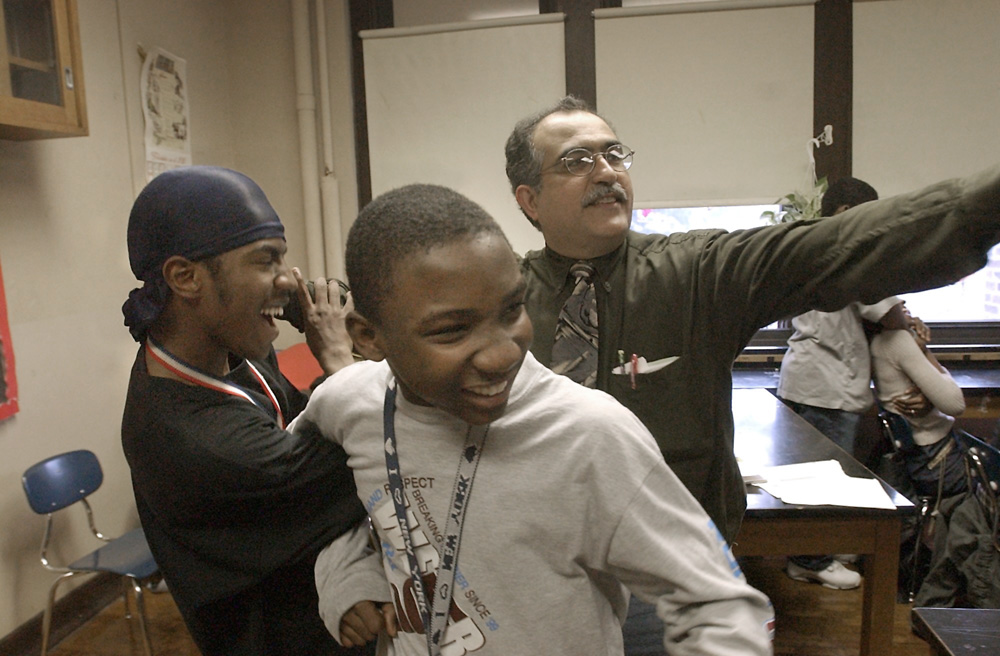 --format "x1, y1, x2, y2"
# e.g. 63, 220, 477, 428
0, 0, 87, 139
